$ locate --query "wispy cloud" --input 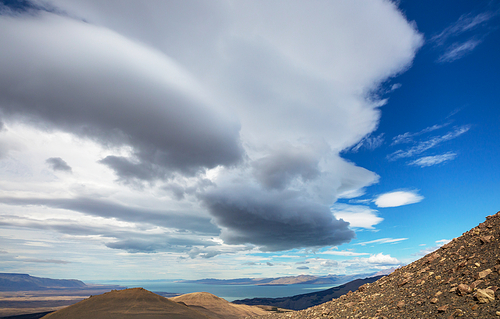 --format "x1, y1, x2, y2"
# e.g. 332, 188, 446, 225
374, 190, 423, 208
388, 125, 470, 161
320, 250, 369, 257
437, 39, 482, 63
431, 11, 497, 45
350, 133, 385, 152
432, 10, 499, 63
392, 123, 450, 145
408, 152, 457, 167
354, 238, 408, 246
